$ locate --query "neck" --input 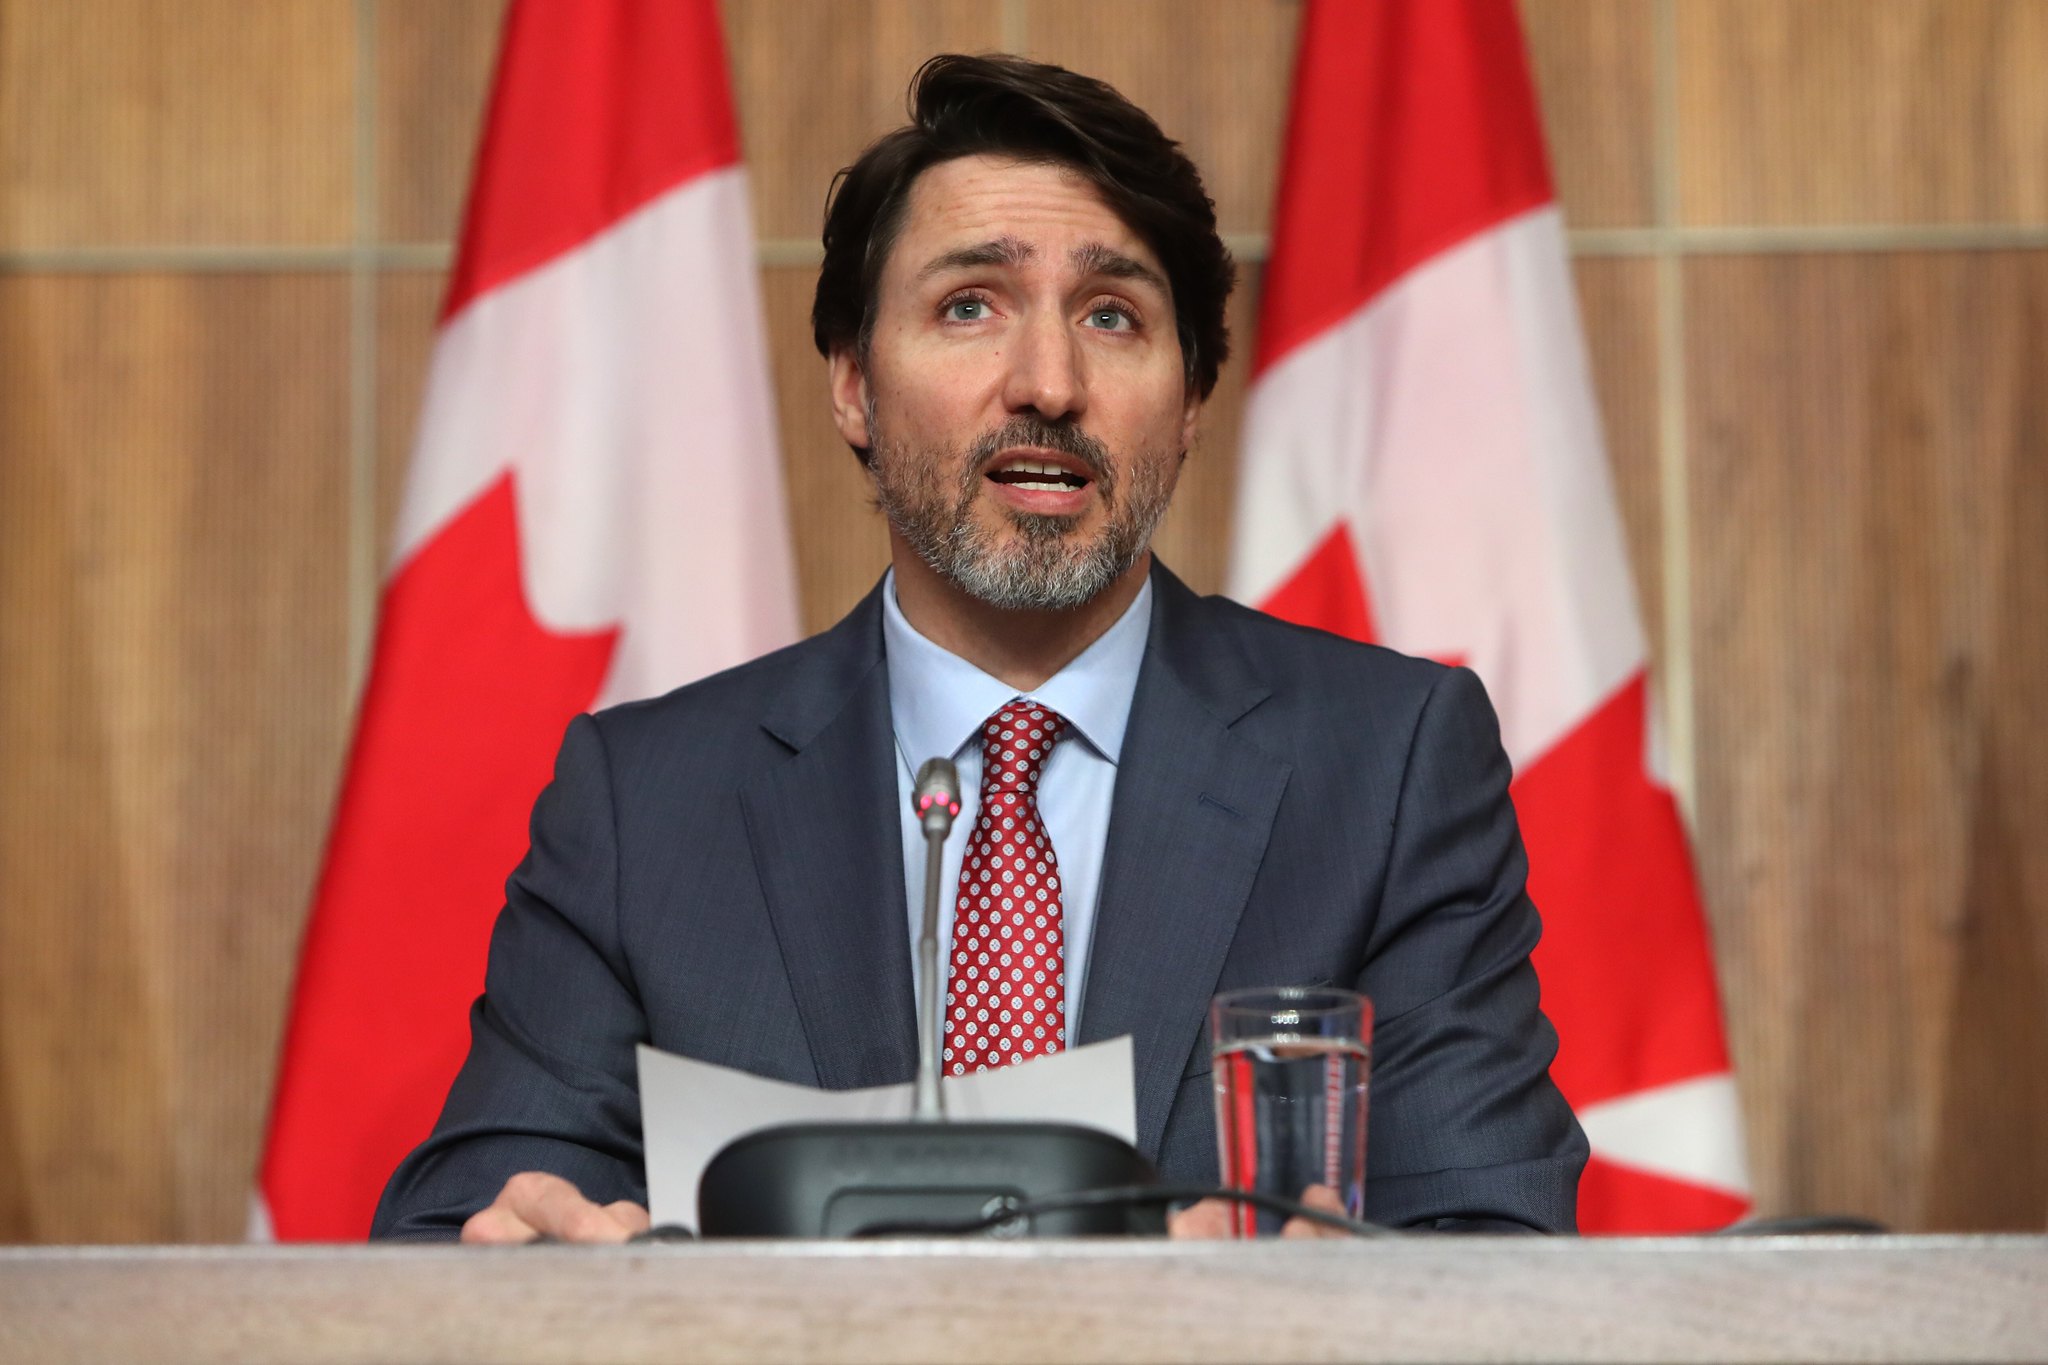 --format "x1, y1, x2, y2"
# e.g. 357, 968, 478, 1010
889, 541, 1151, 692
